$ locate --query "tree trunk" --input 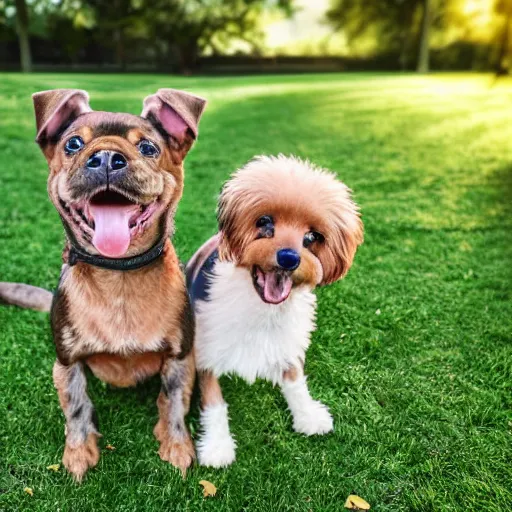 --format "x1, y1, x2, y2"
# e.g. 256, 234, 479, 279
181, 44, 199, 75
417, 0, 431, 73
114, 28, 127, 71
15, 0, 32, 72
171, 41, 200, 75
399, 30, 409, 71
496, 0, 512, 75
